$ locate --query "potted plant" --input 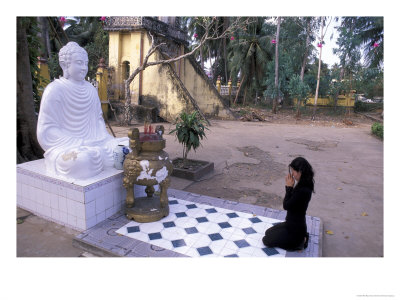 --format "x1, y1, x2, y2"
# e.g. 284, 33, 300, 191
169, 111, 214, 180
